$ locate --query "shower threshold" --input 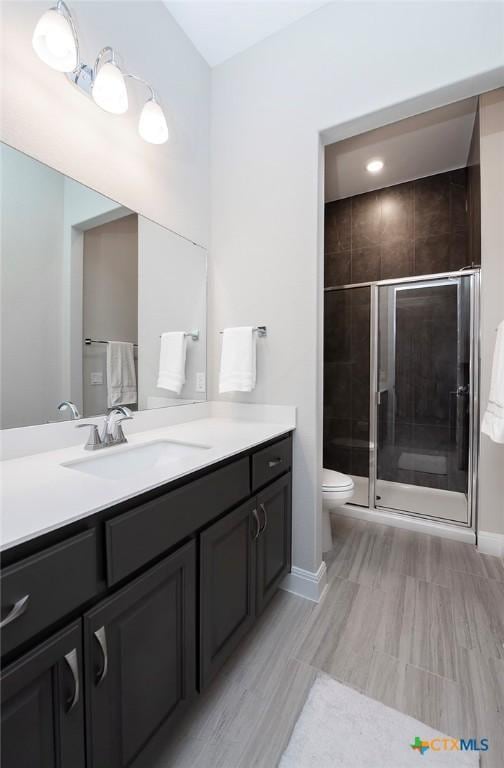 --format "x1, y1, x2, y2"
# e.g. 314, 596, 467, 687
349, 475, 468, 525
